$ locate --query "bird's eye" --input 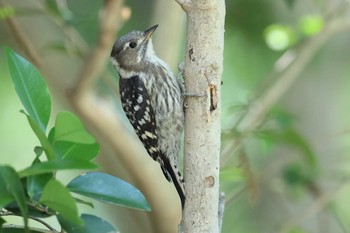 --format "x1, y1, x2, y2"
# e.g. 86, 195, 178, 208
129, 42, 137, 49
